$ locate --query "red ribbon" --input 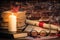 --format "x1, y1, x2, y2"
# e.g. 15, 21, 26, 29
39, 22, 44, 28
